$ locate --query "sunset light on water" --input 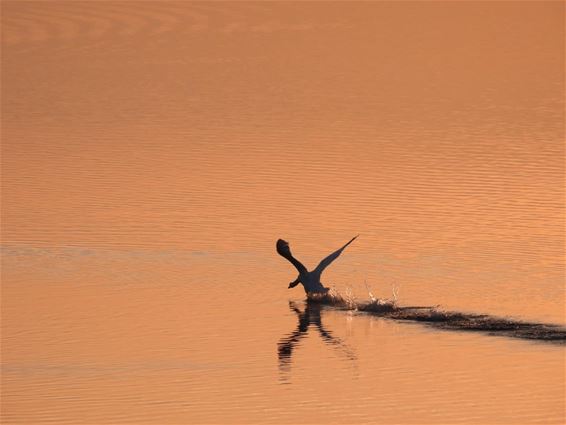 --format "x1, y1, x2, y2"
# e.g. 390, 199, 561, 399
1, 2, 564, 424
